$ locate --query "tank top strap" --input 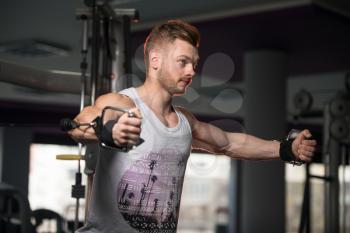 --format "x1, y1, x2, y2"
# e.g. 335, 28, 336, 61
119, 87, 149, 116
